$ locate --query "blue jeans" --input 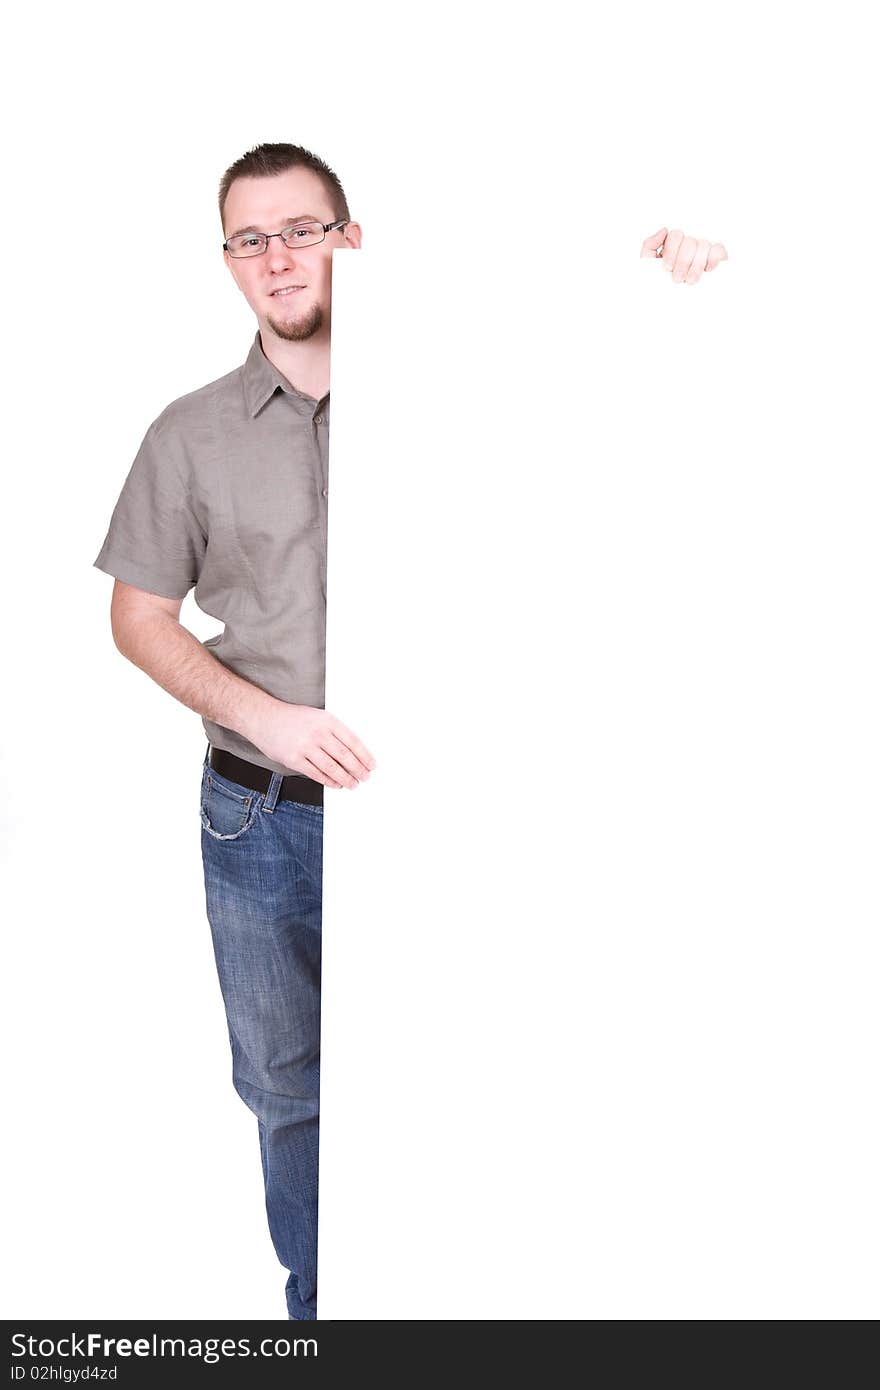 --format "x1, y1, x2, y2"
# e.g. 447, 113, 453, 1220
199, 746, 322, 1320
